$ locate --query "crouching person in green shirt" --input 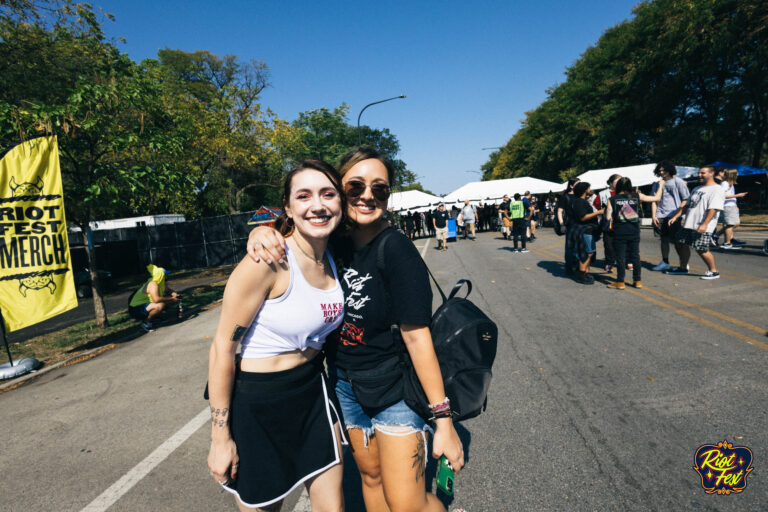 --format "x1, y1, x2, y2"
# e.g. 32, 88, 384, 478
128, 264, 180, 331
